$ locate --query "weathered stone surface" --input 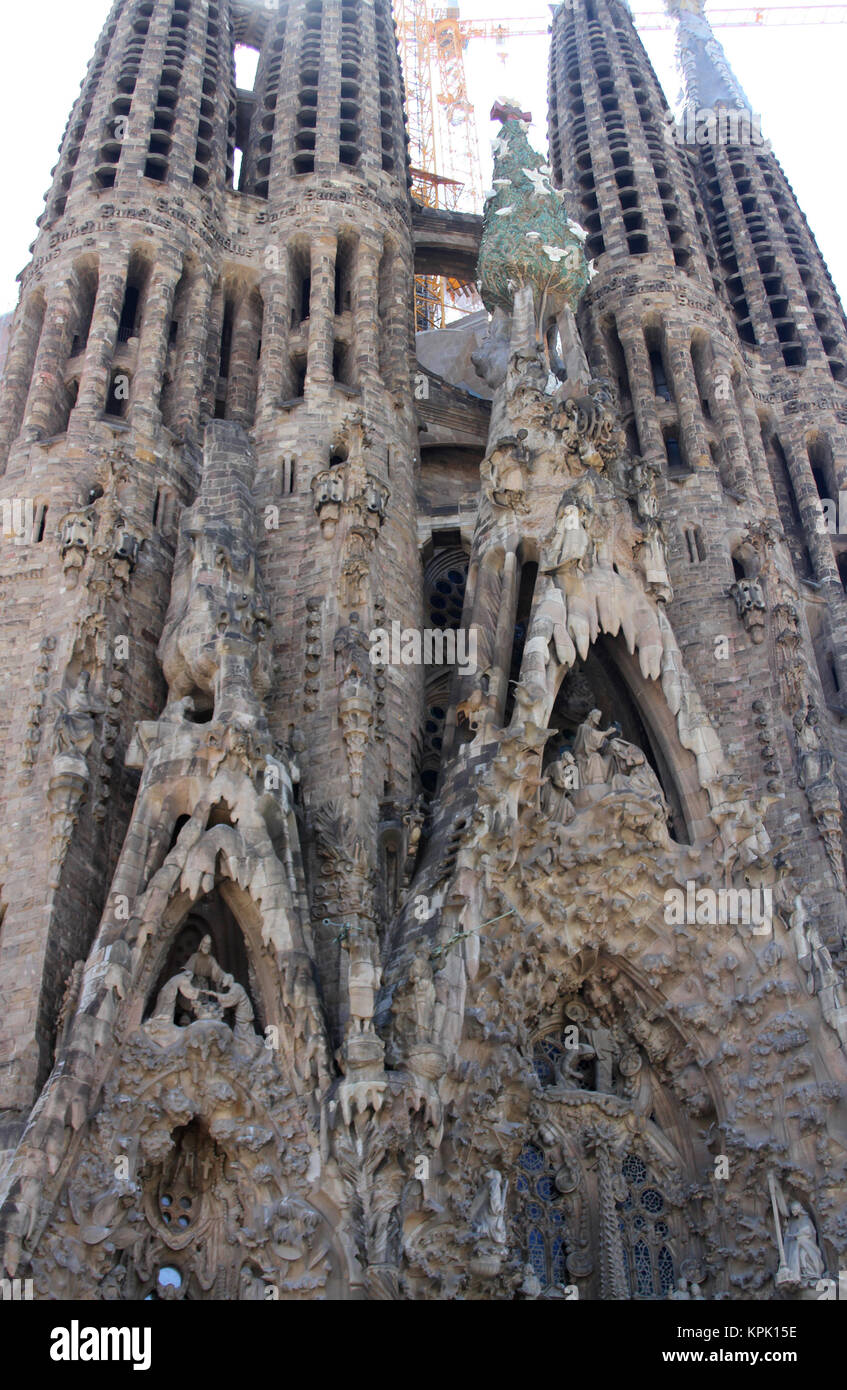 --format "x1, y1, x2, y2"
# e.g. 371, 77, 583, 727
0, 0, 845, 1304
